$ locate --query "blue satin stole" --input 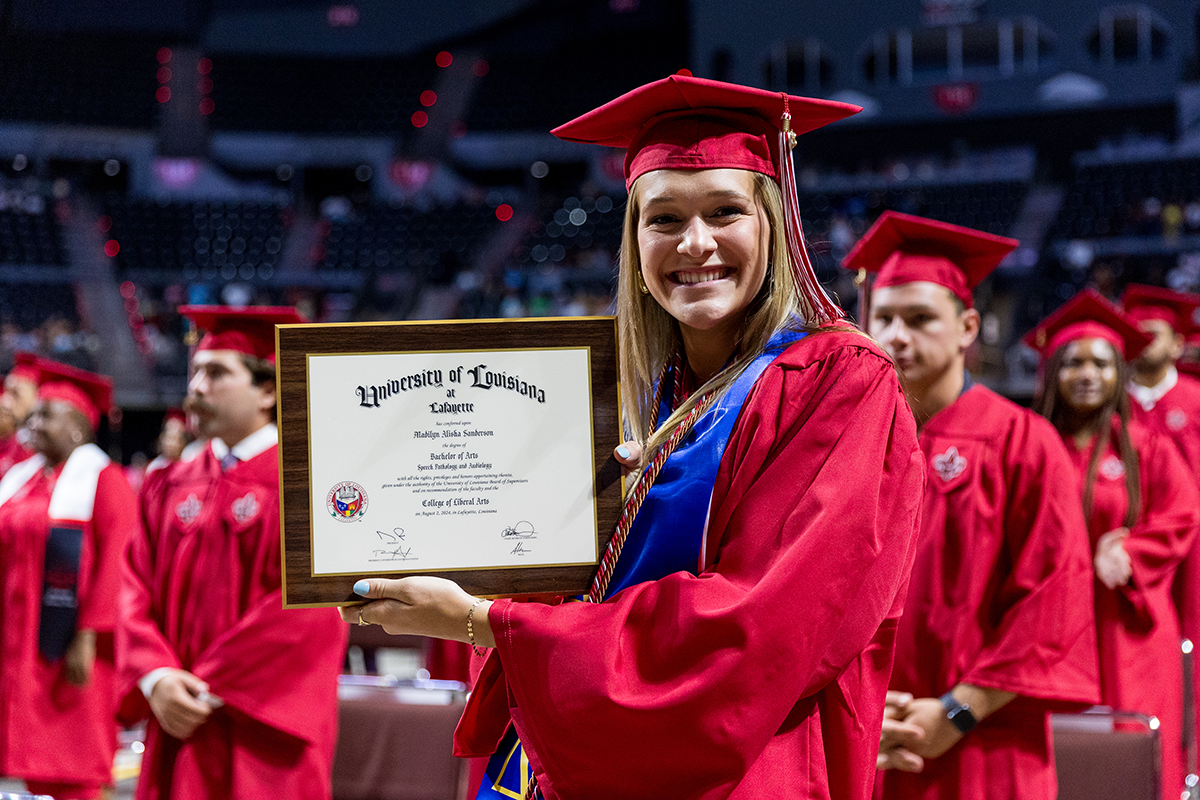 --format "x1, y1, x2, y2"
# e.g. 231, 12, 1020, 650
476, 325, 808, 800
